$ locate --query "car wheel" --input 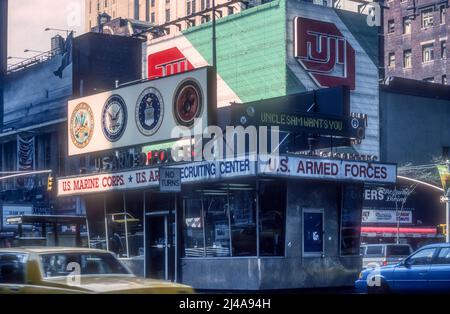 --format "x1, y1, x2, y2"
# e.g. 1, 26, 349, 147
367, 280, 390, 294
